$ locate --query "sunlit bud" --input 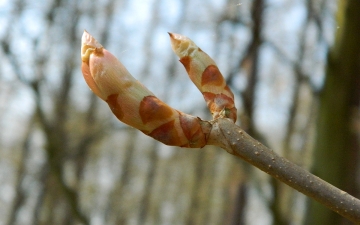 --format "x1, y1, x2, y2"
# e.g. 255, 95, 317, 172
80, 31, 209, 147
169, 32, 237, 122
